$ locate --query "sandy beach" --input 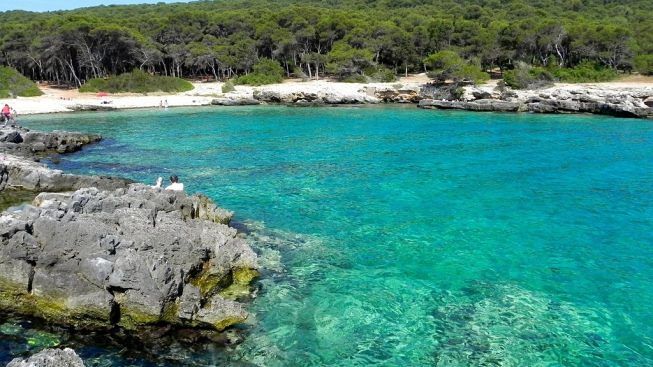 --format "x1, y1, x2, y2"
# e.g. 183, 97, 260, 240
2, 74, 652, 116
2, 75, 425, 116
